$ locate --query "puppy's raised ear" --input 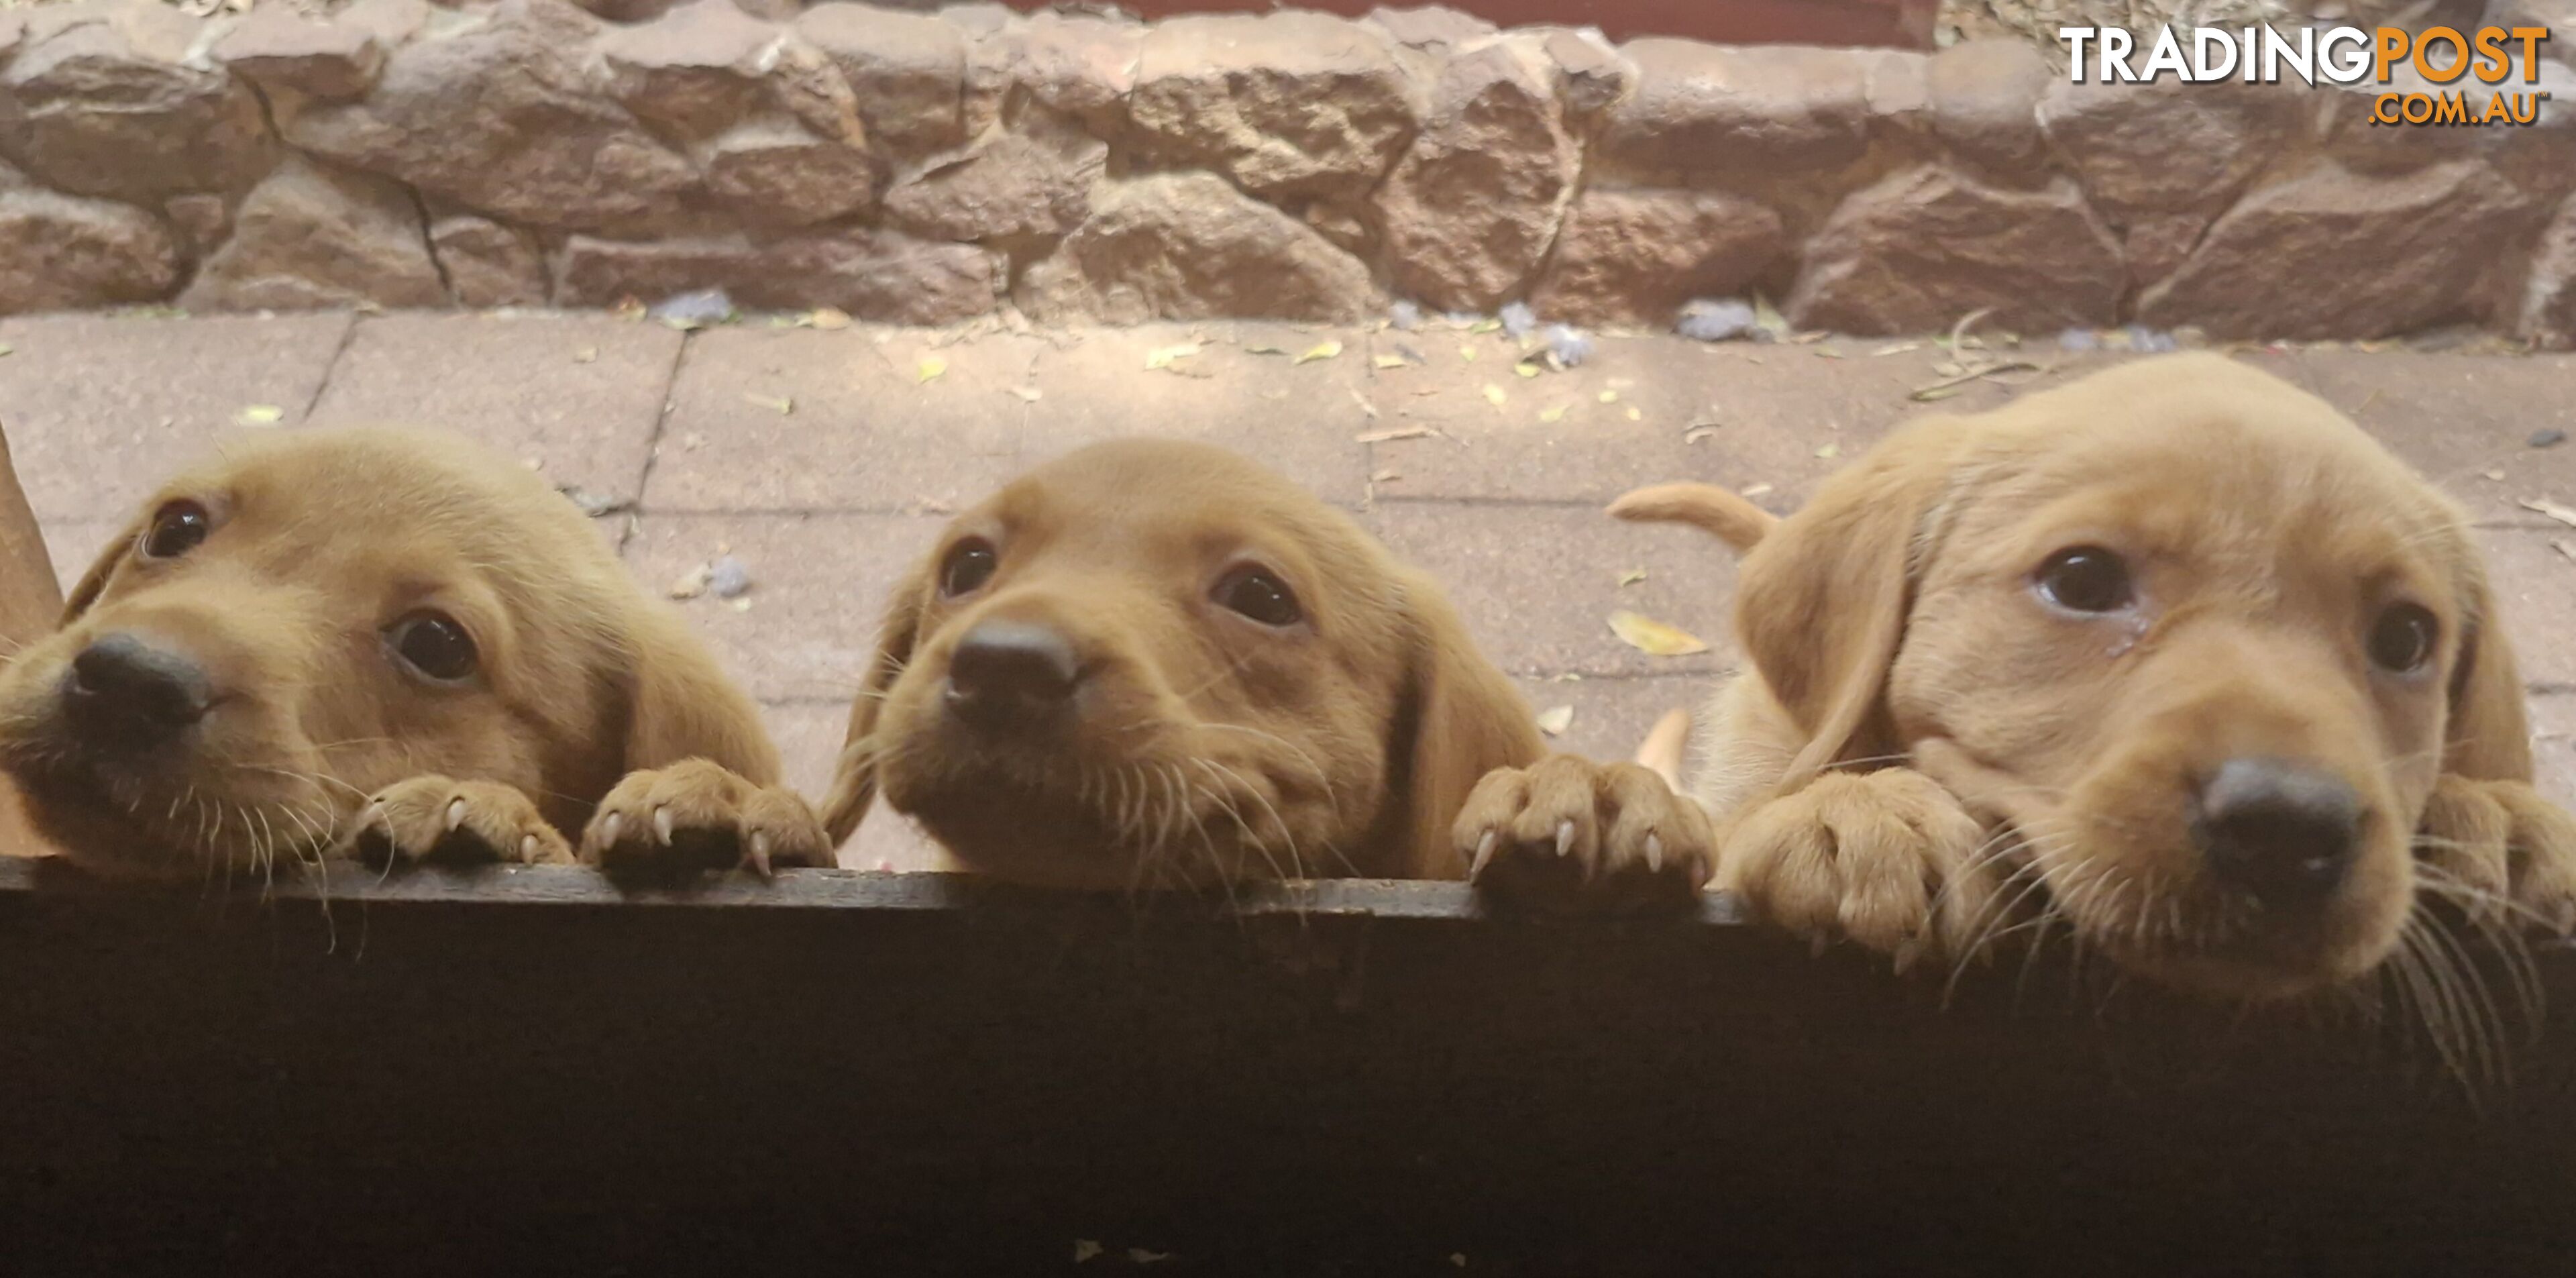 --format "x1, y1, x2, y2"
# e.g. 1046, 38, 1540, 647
1383, 568, 1544, 877
2440, 555, 2535, 784
1735, 416, 1970, 786
614, 608, 784, 786
820, 561, 931, 847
